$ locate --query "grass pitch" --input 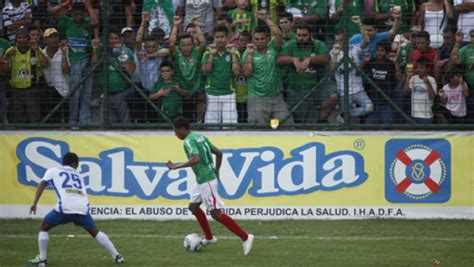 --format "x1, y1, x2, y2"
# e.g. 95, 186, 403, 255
0, 219, 473, 266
